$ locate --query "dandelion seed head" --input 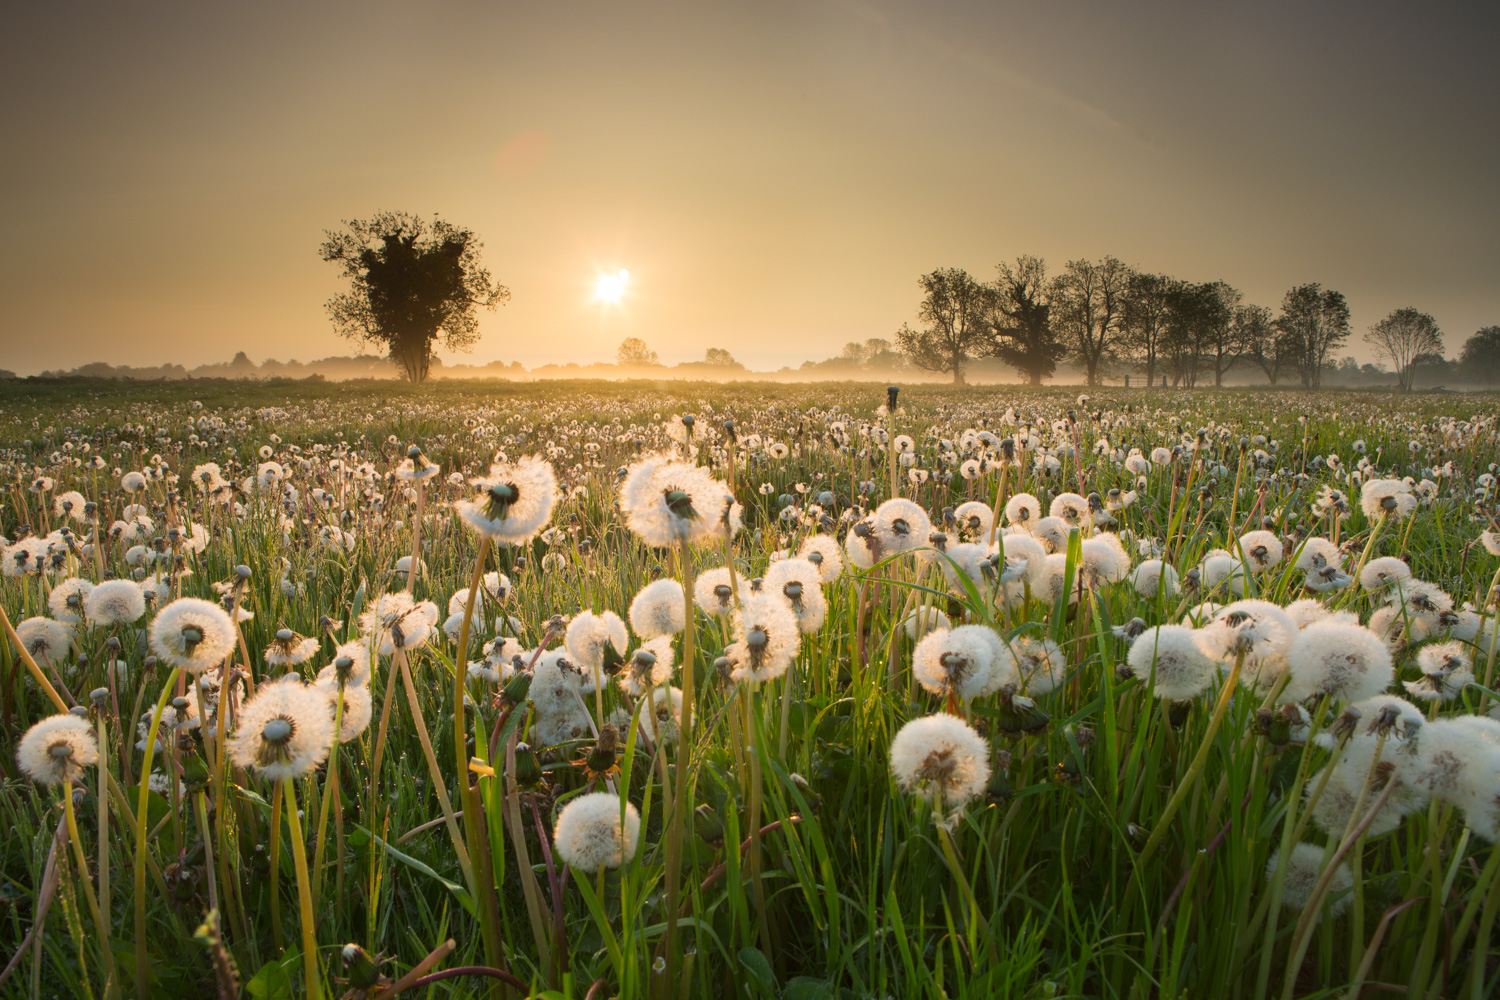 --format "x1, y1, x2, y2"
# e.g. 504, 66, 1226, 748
17, 714, 98, 786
